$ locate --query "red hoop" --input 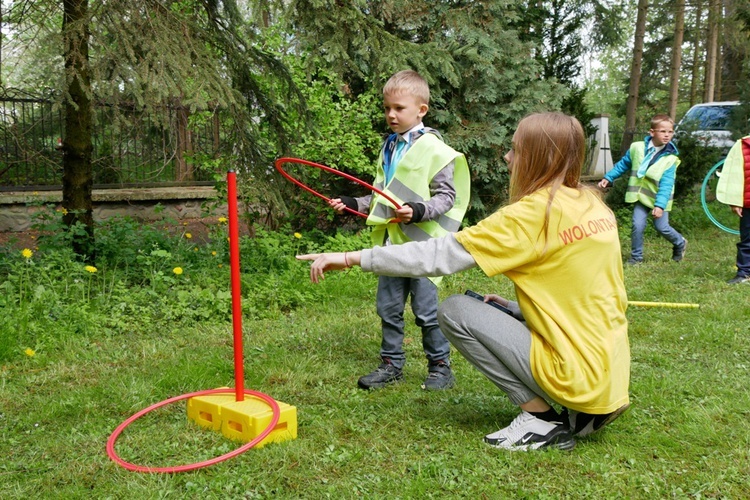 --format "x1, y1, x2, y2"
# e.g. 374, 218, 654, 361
274, 157, 402, 218
106, 388, 280, 473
